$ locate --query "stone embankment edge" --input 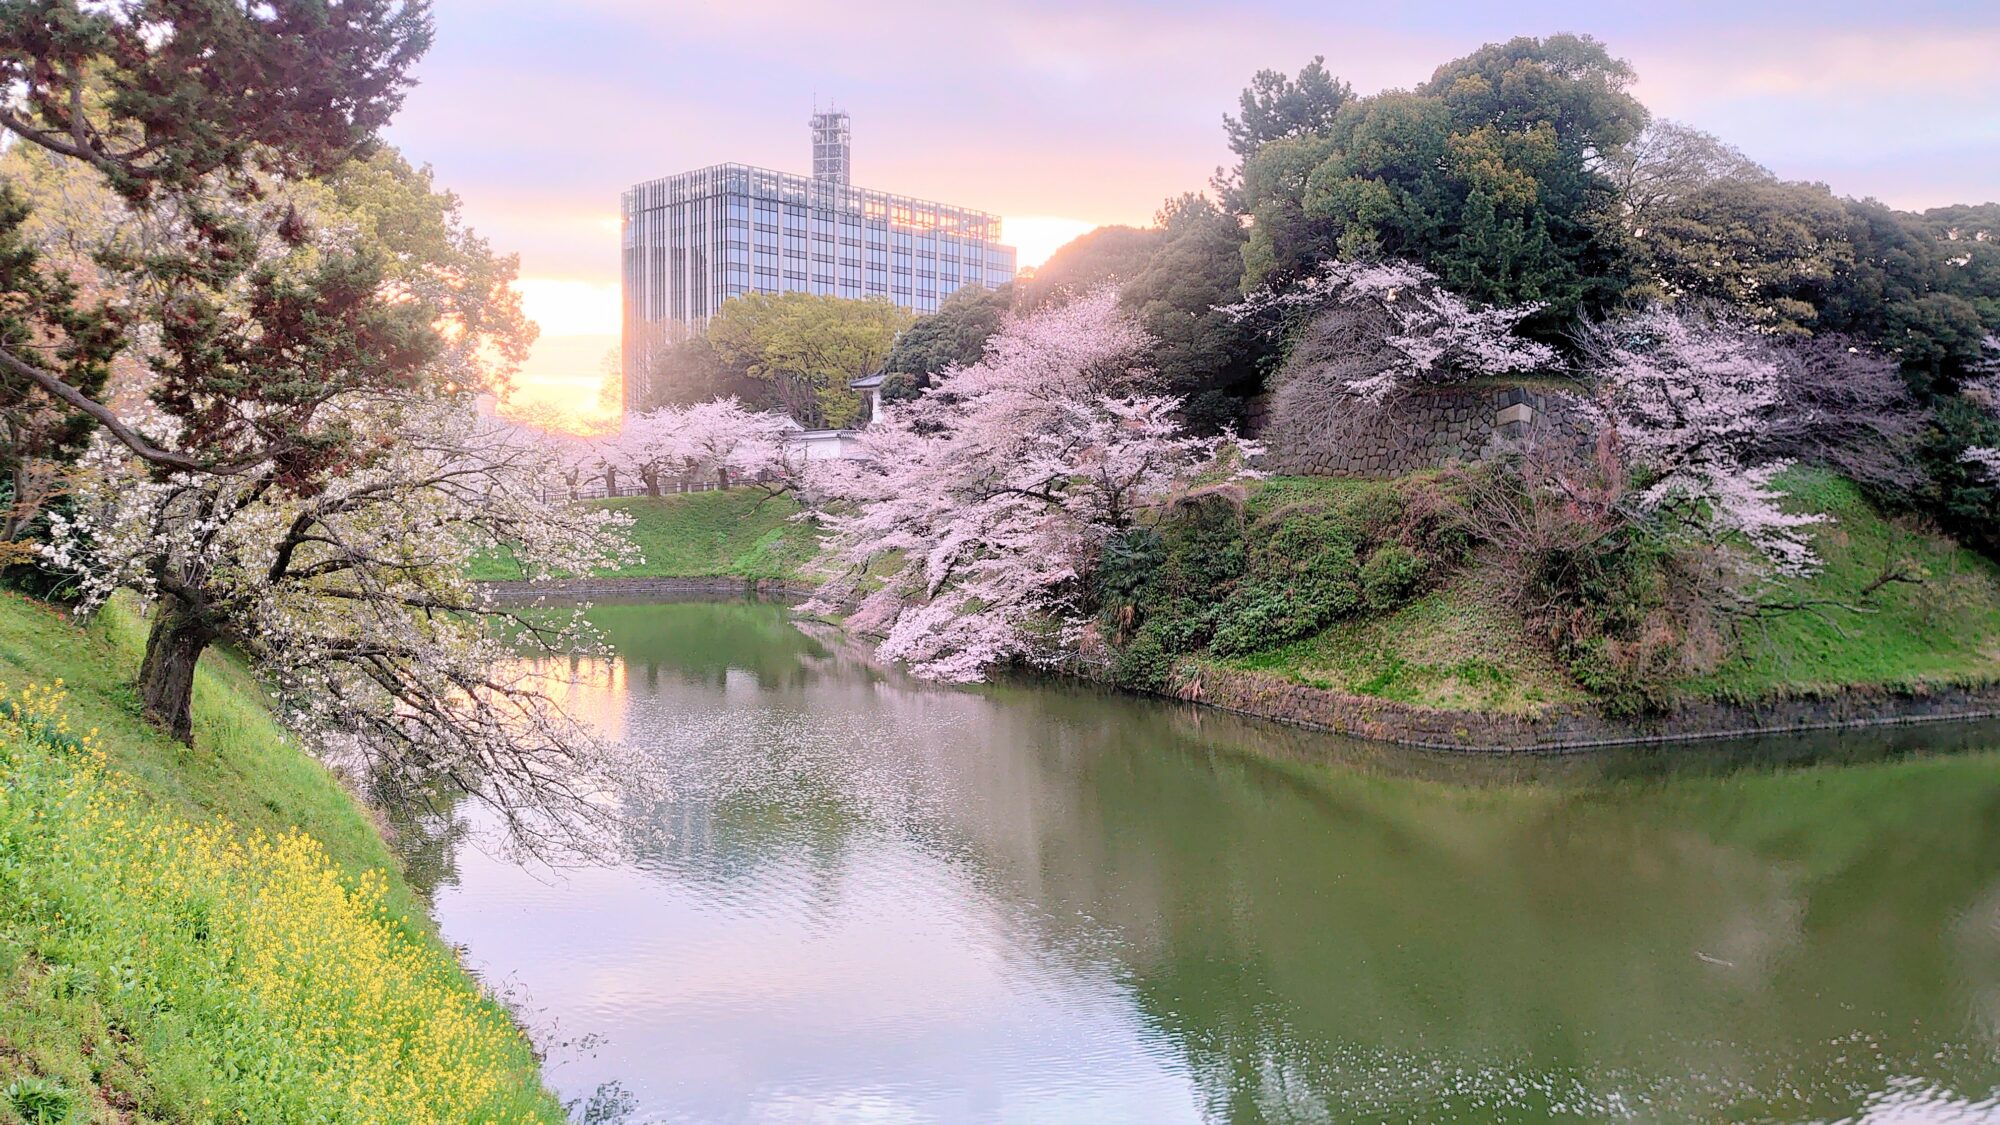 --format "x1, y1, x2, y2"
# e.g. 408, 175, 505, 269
479, 576, 2000, 752
1178, 664, 2000, 753
478, 576, 817, 602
